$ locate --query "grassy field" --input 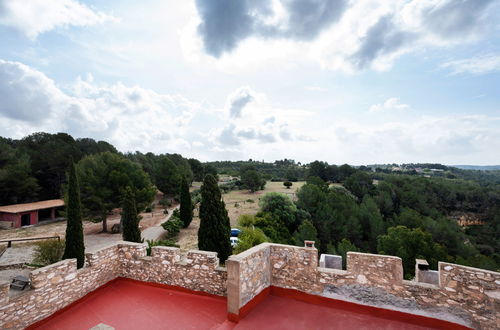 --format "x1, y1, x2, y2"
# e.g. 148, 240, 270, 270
177, 181, 304, 251
223, 181, 305, 225
190, 180, 305, 224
